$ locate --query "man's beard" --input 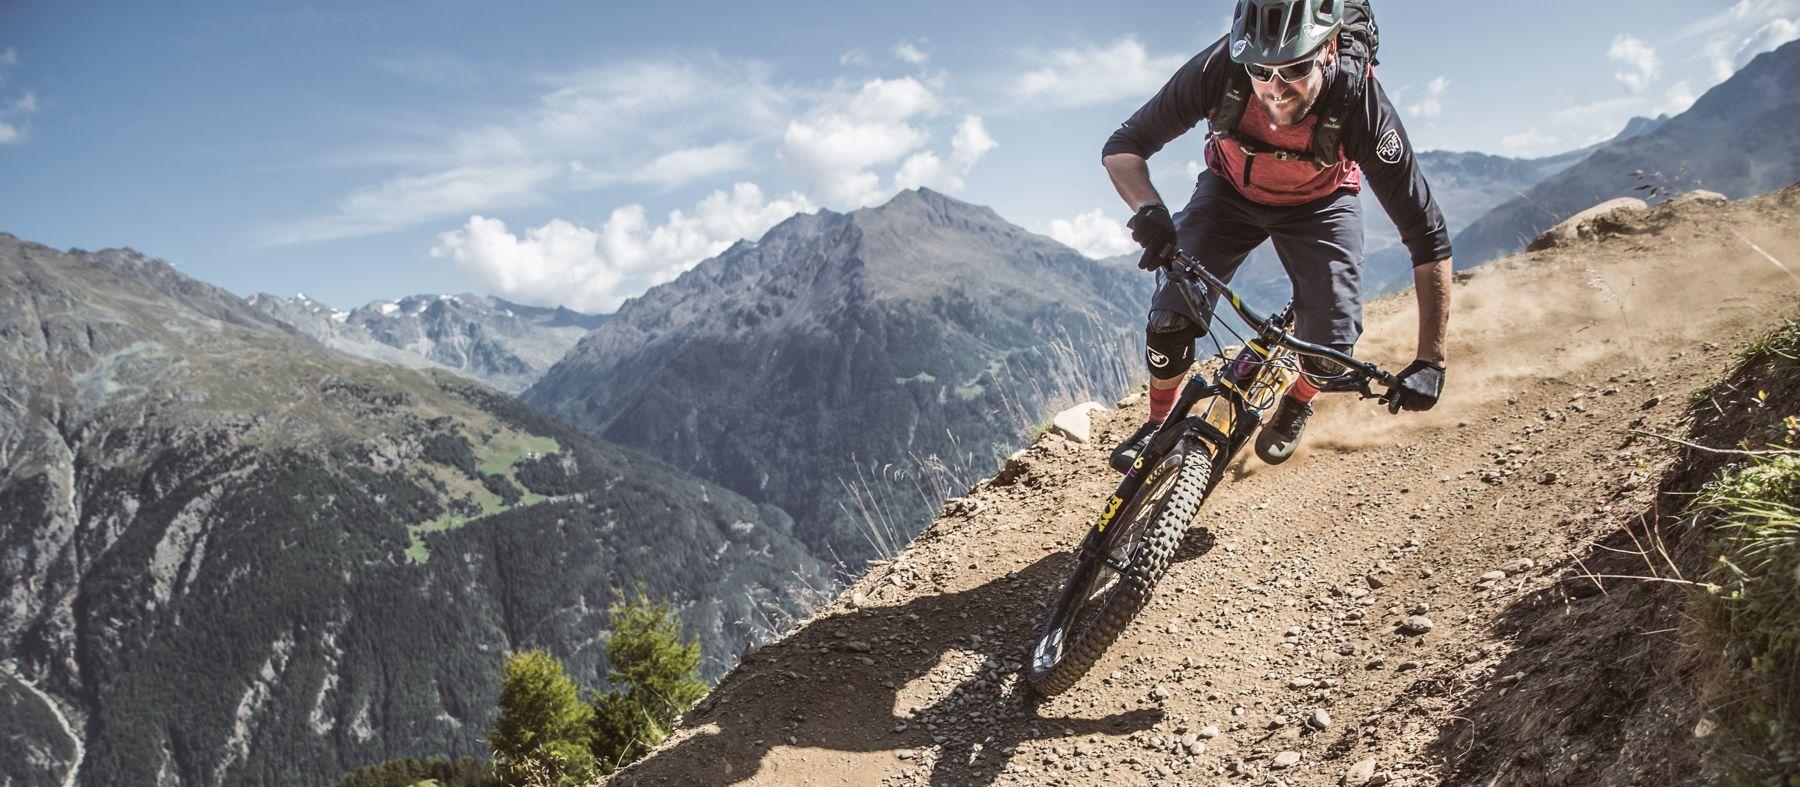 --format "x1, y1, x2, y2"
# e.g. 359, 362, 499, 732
1262, 64, 1335, 126
1262, 92, 1319, 126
